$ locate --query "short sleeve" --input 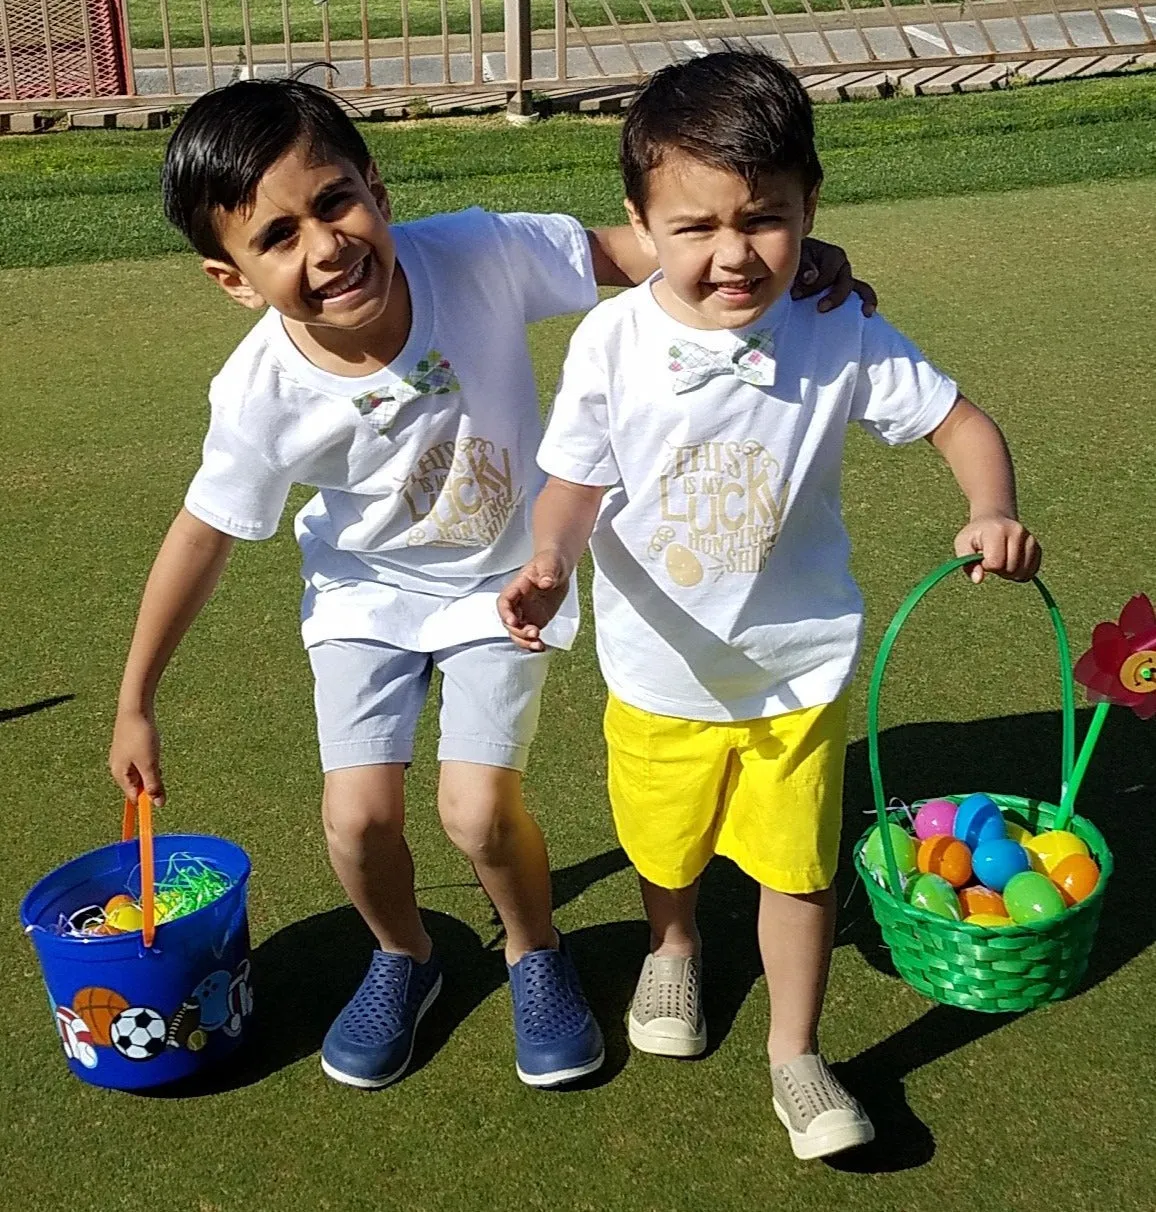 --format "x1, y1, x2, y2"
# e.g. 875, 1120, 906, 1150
184, 388, 294, 540
851, 314, 959, 446
537, 320, 620, 487
491, 211, 598, 324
